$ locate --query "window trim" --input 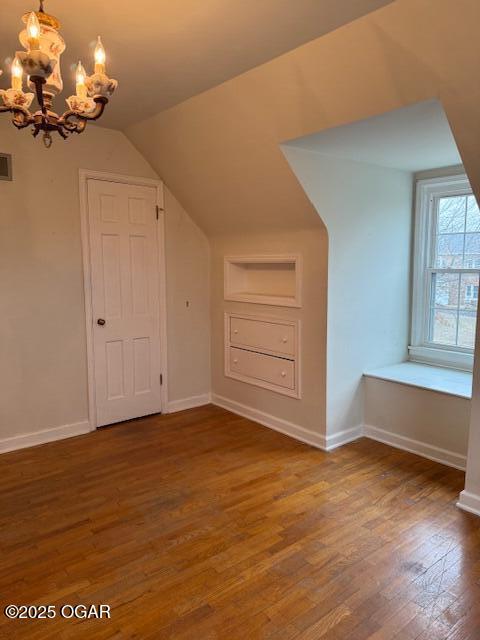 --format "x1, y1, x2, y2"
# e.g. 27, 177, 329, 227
409, 173, 476, 372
